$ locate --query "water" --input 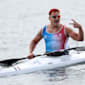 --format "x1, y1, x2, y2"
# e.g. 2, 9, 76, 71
0, 0, 85, 85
